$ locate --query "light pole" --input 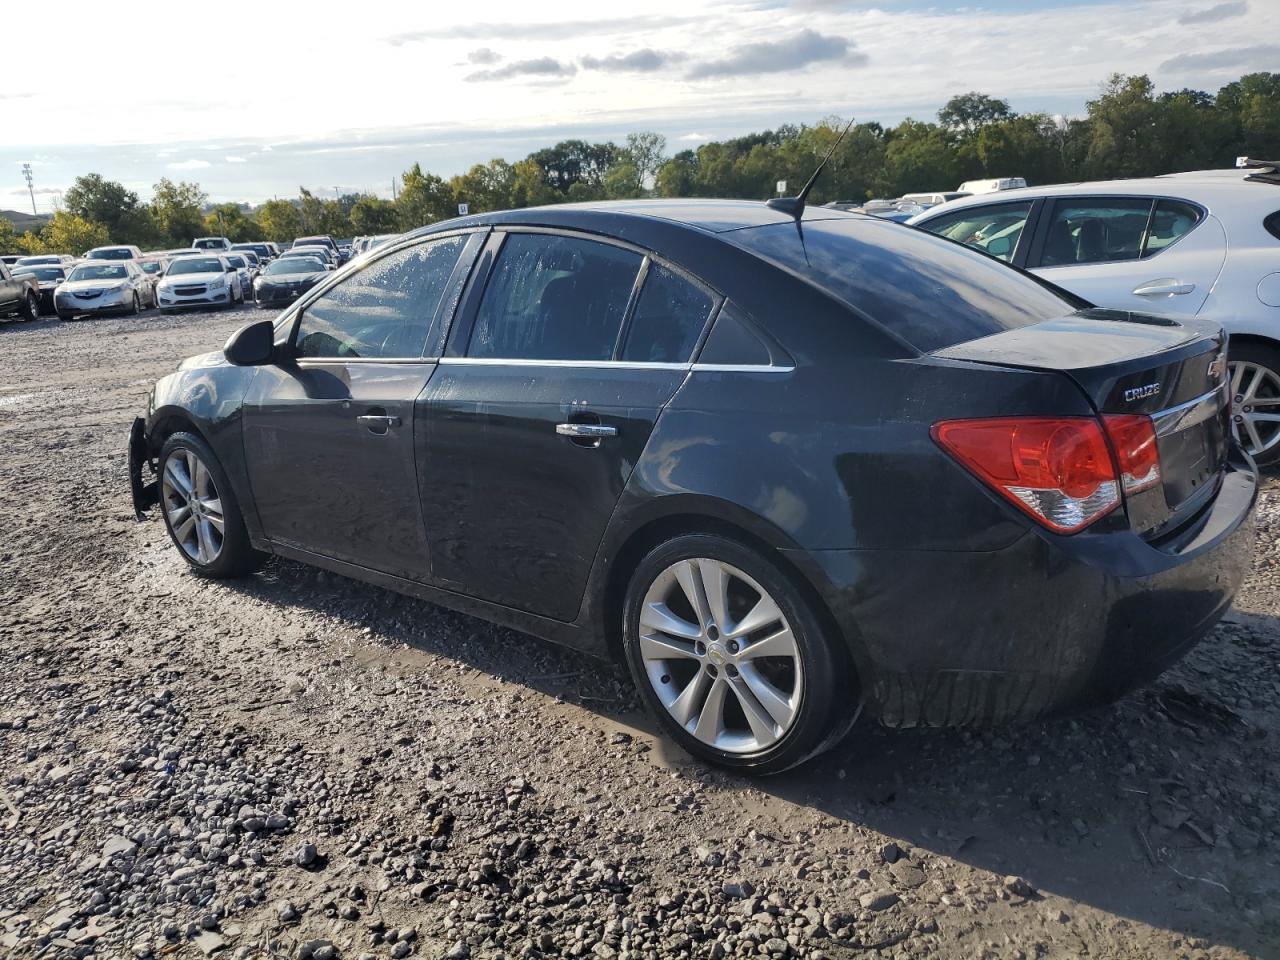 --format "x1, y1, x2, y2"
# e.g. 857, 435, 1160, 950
21, 163, 35, 215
